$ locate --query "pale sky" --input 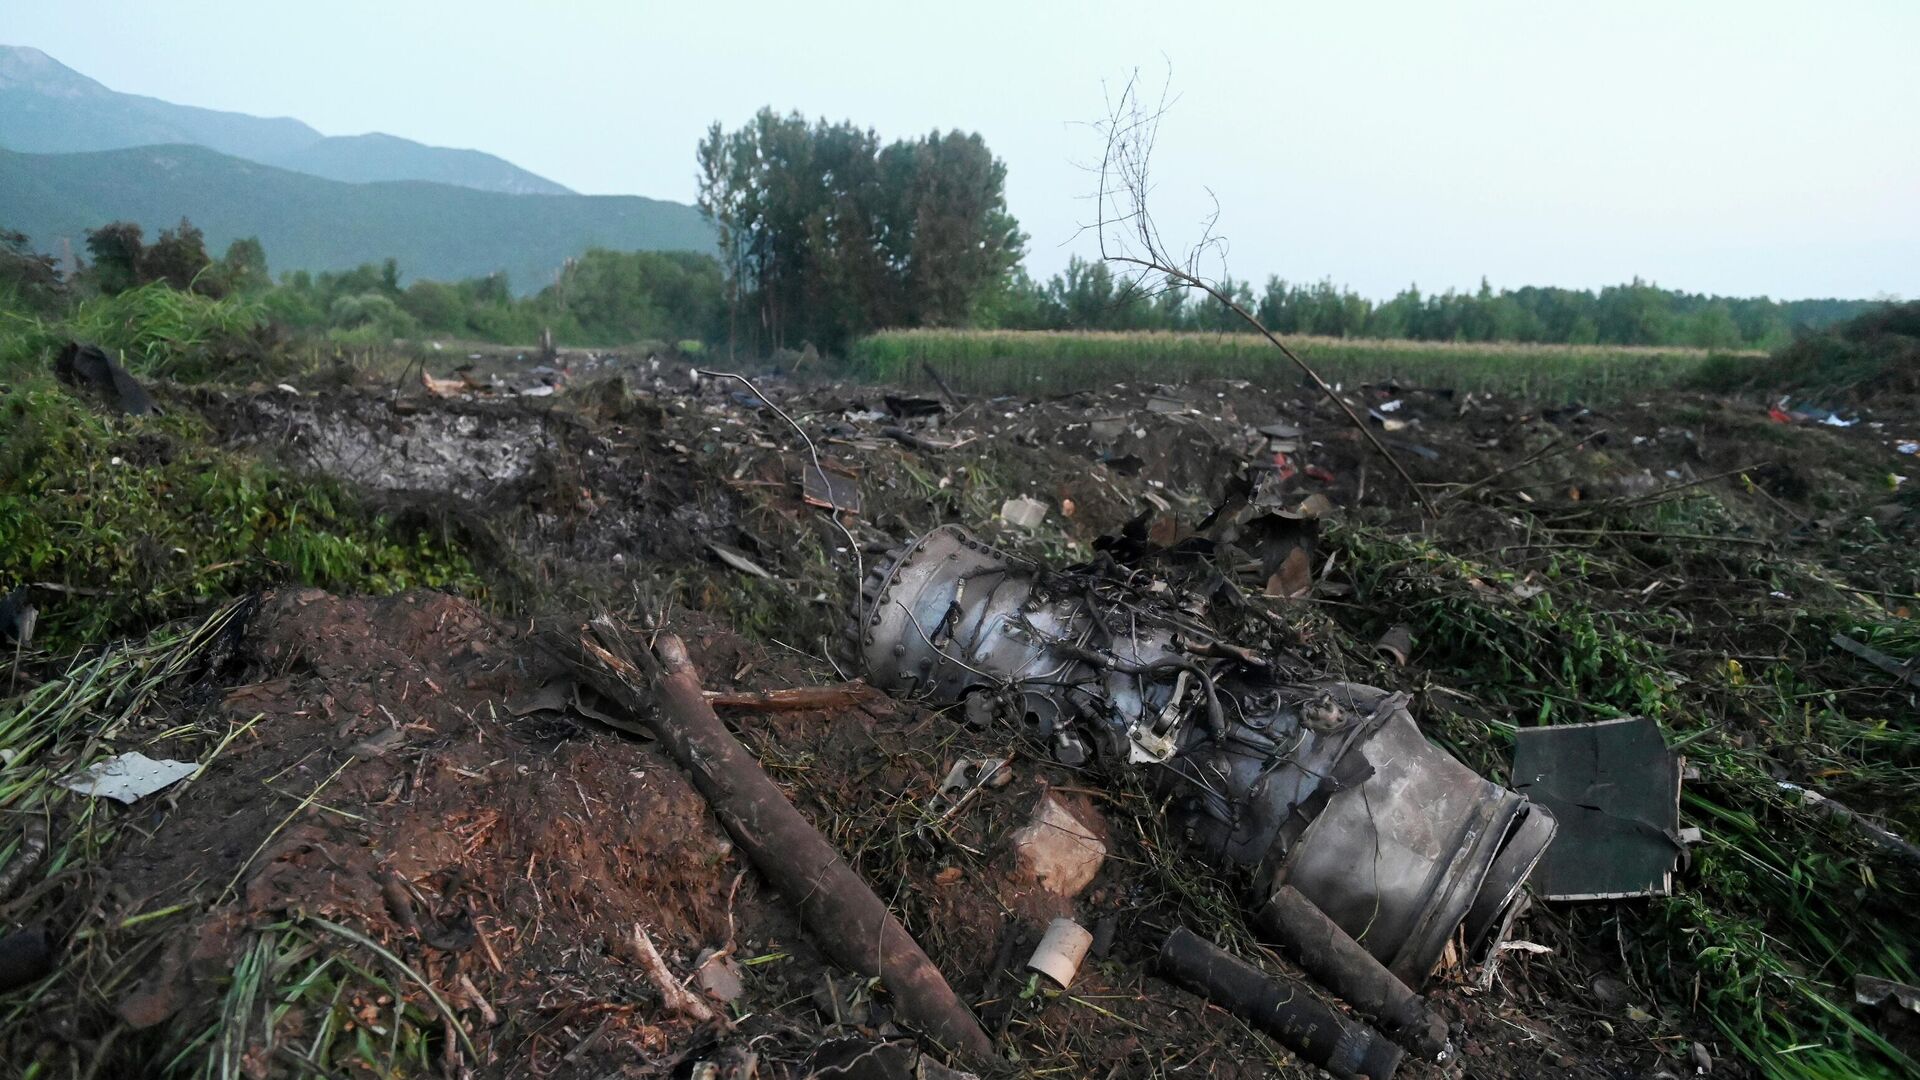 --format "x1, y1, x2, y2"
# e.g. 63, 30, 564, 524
8, 0, 1916, 300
